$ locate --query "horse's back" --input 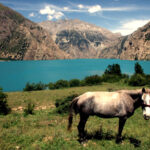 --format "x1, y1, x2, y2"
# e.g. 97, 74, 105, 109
77, 91, 124, 104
